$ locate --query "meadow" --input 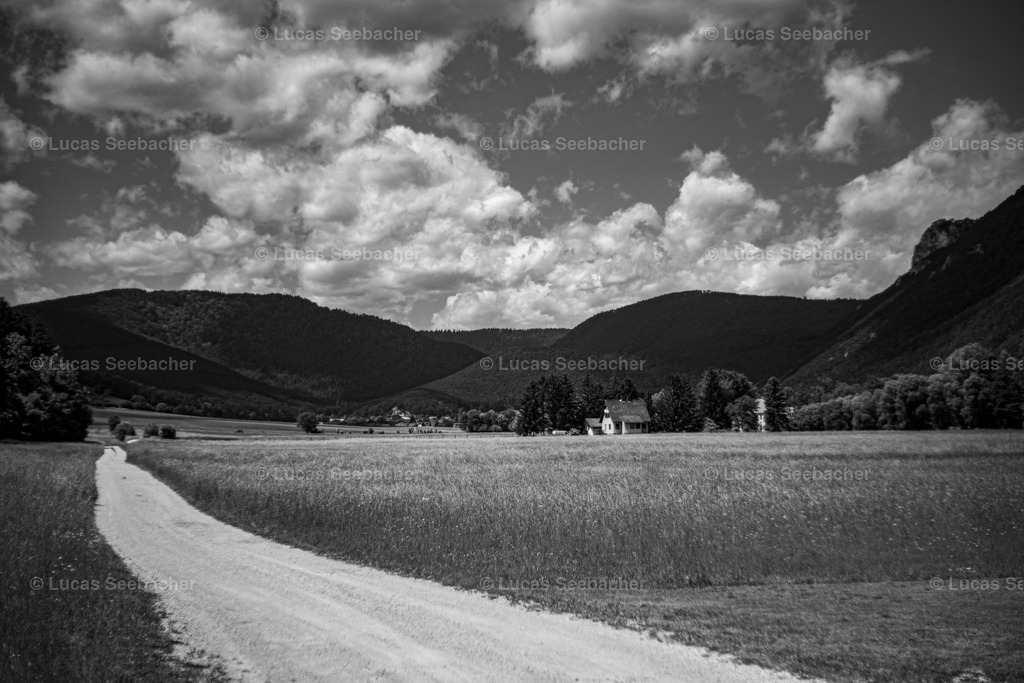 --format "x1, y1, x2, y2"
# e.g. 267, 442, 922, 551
128, 430, 1024, 681
0, 441, 216, 682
